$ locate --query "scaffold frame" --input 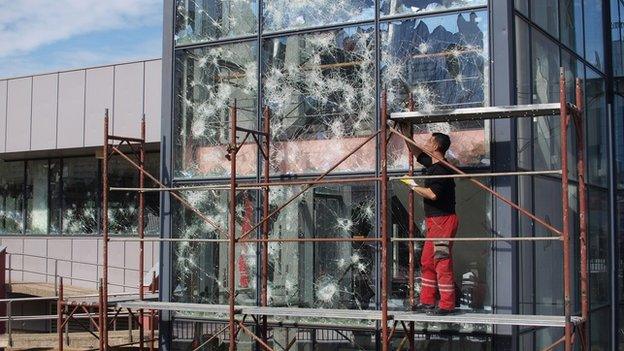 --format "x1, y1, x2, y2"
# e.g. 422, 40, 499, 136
89, 67, 588, 351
